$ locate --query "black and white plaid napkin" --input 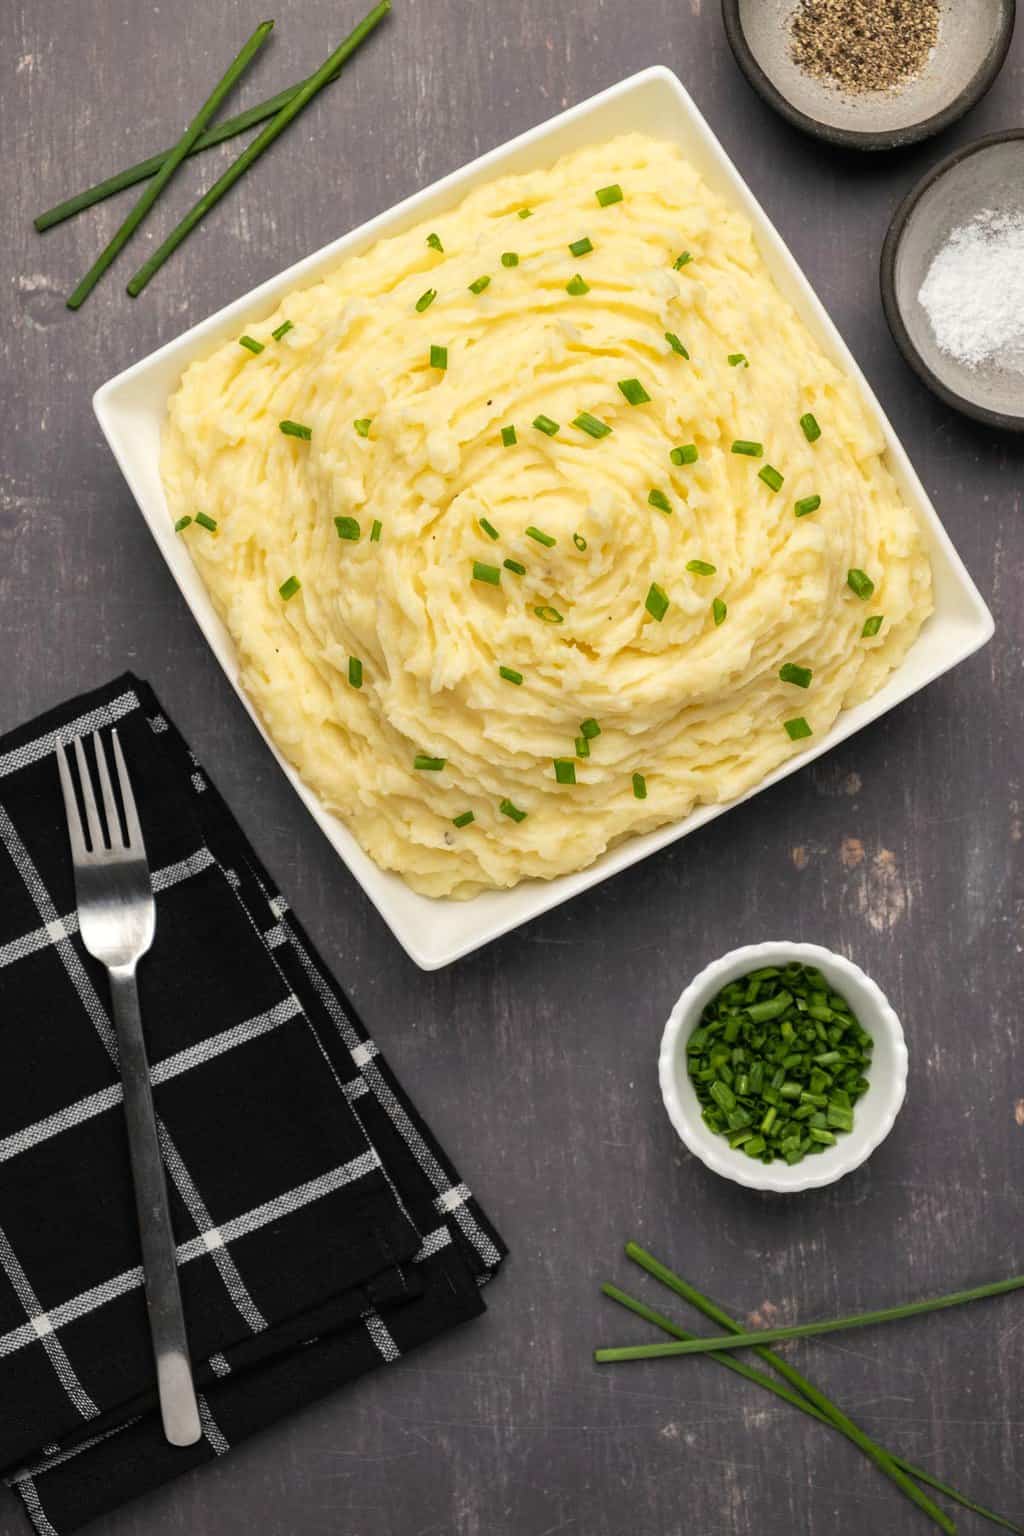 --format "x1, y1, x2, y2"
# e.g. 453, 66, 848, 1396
0, 675, 505, 1534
